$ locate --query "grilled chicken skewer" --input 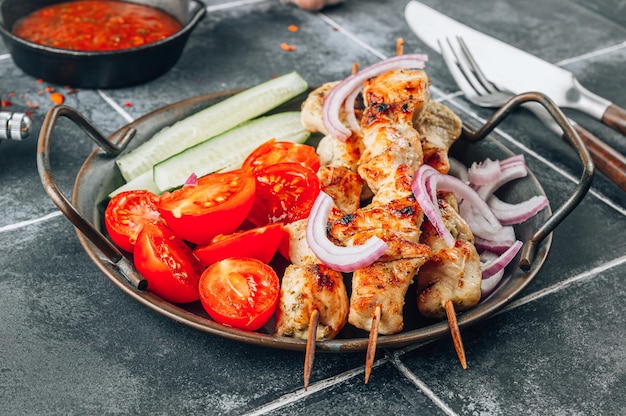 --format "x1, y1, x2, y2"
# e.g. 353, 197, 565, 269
275, 165, 362, 389
417, 194, 482, 369
328, 69, 432, 382
297, 65, 470, 378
